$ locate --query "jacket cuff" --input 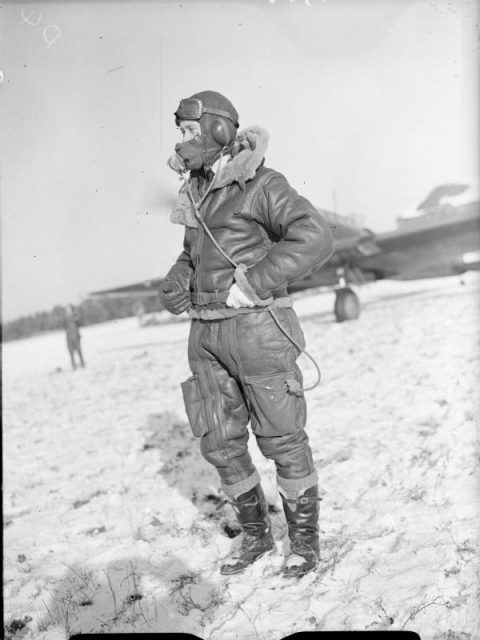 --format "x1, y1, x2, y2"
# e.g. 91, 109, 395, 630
234, 263, 273, 307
